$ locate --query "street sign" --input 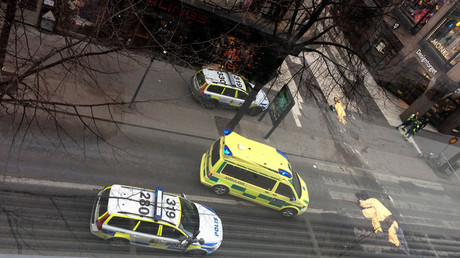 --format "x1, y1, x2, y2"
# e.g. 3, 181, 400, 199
449, 137, 458, 144
267, 84, 295, 124
258, 84, 295, 139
